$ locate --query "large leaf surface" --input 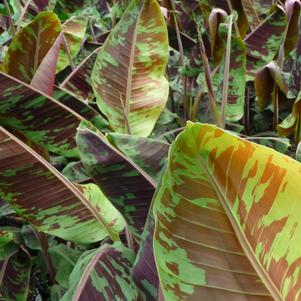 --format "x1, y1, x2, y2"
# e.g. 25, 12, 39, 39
2, 12, 61, 84
244, 7, 287, 77
92, 0, 169, 137
61, 242, 138, 301
0, 127, 123, 243
76, 125, 156, 239
0, 72, 86, 157
154, 122, 301, 300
